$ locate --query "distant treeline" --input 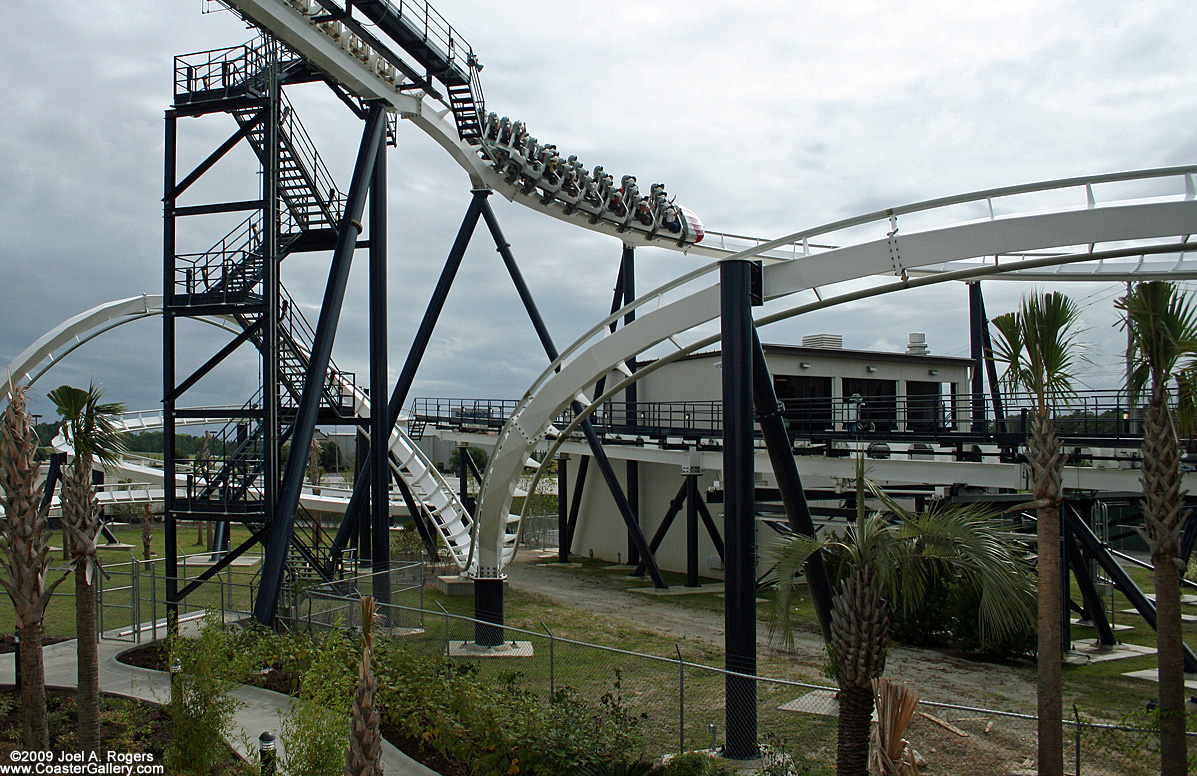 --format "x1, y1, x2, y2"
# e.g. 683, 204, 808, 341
126, 431, 210, 458
34, 424, 209, 460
